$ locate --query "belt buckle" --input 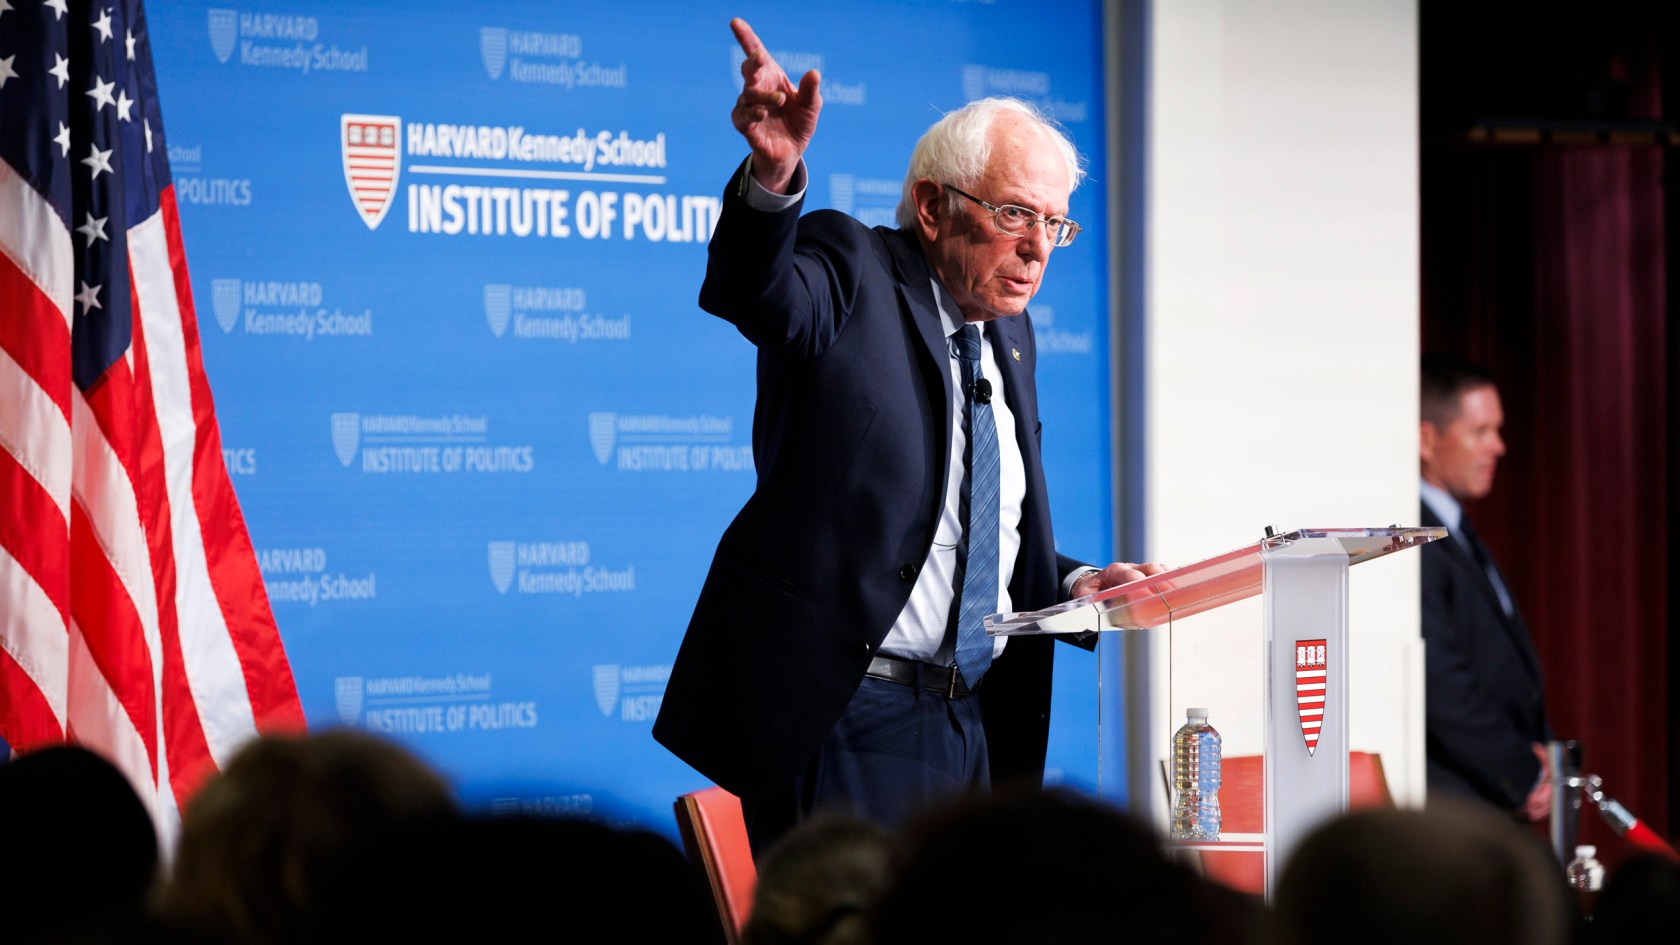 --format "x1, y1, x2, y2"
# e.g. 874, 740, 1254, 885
946, 662, 960, 699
